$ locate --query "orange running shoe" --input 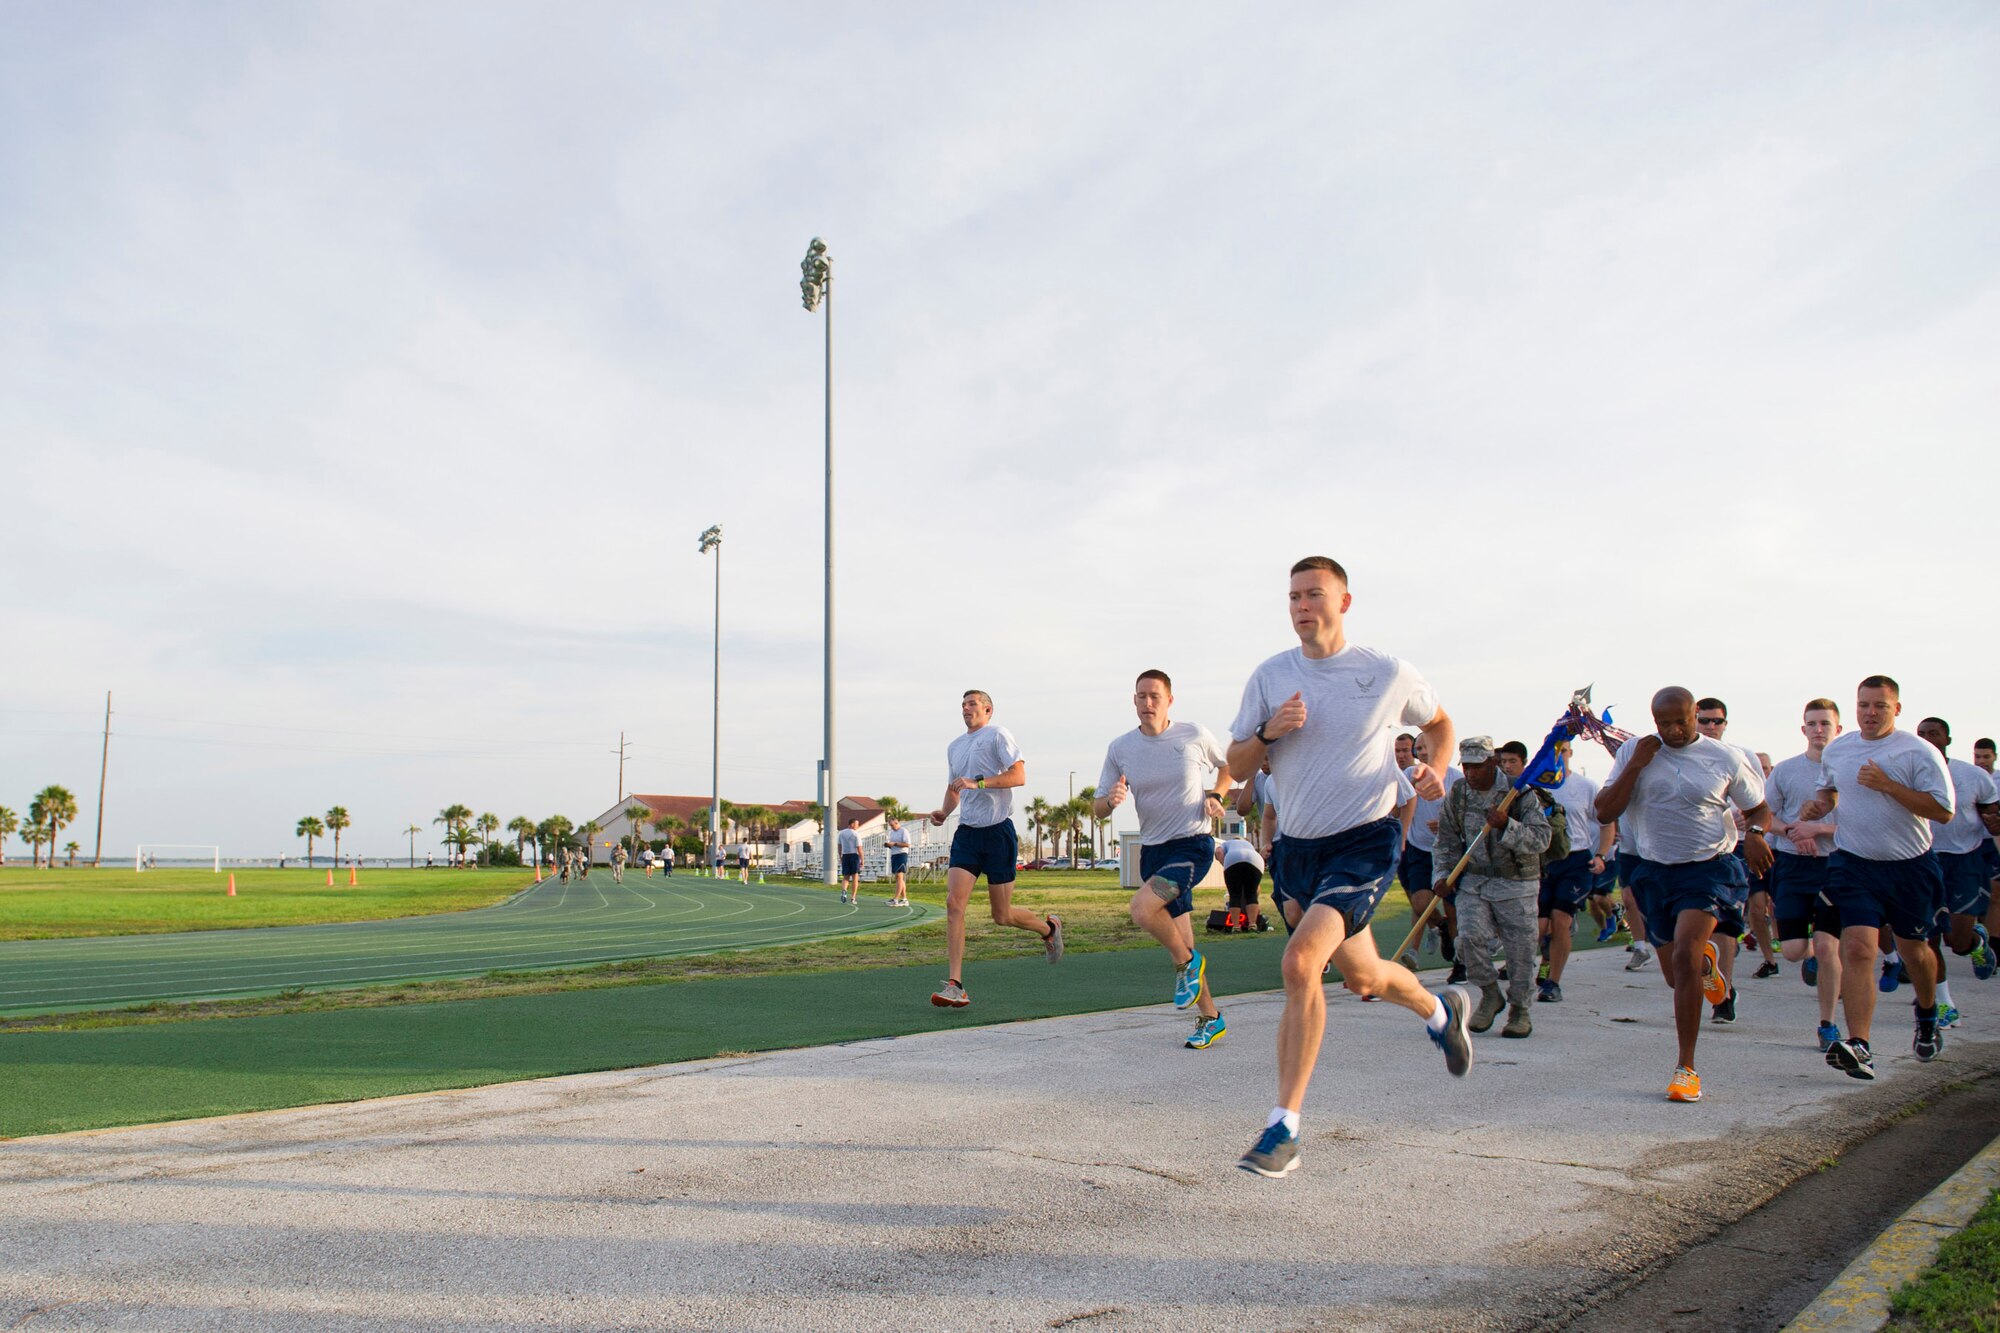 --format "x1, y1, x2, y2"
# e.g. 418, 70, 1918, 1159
1700, 941, 1730, 1006
1667, 1066, 1702, 1102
